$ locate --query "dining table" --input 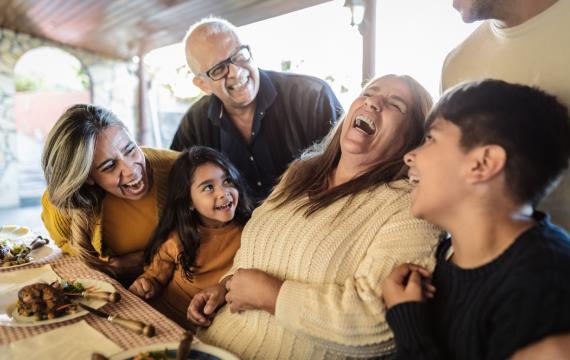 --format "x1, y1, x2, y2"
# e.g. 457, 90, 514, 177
0, 240, 187, 358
